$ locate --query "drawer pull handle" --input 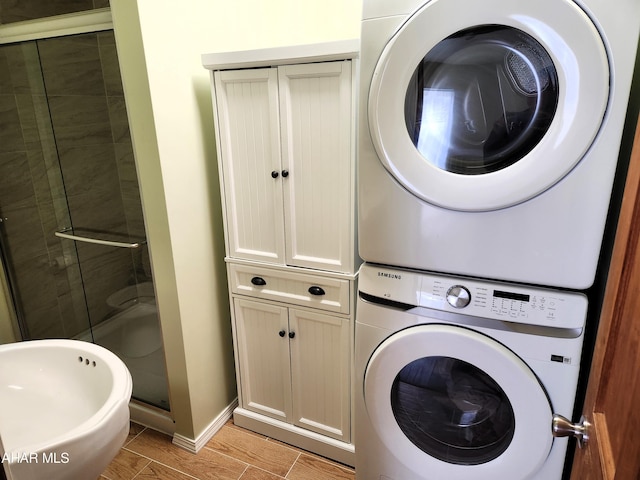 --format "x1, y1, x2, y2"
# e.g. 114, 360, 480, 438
281, 169, 289, 178
271, 170, 279, 178
288, 331, 296, 339
308, 286, 325, 296
279, 330, 286, 337
251, 276, 267, 286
